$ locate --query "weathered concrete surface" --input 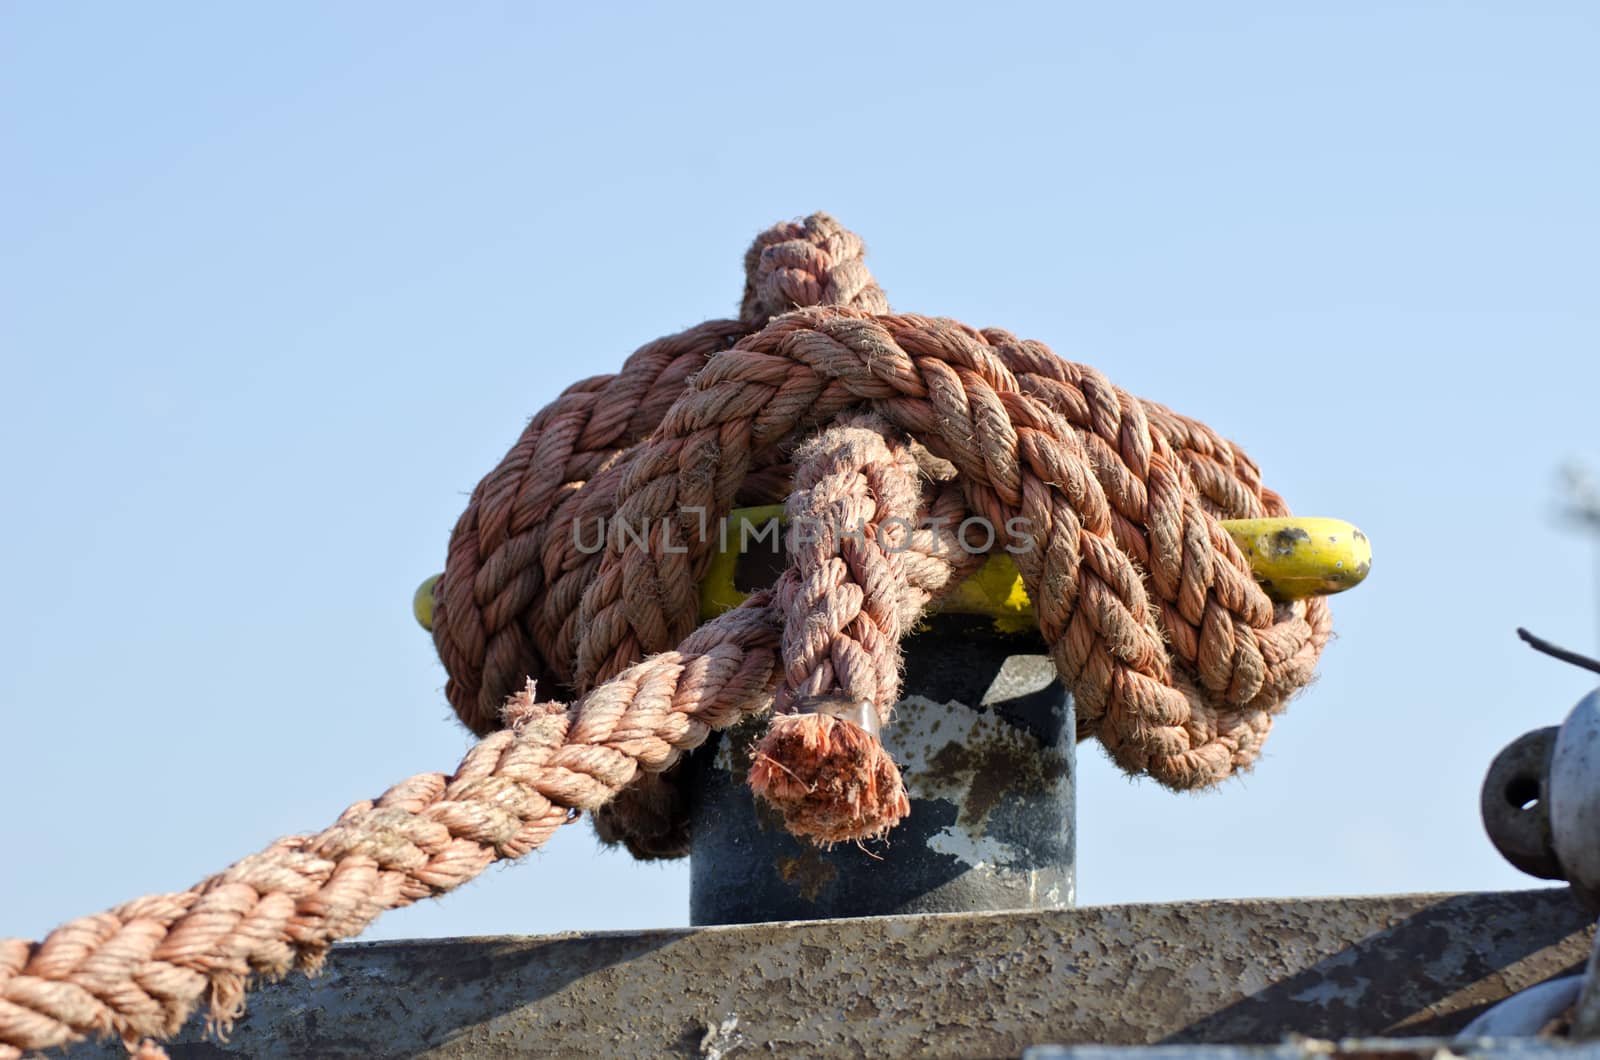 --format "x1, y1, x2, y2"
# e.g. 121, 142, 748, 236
1026, 1042, 1598, 1059
65, 888, 1593, 1059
